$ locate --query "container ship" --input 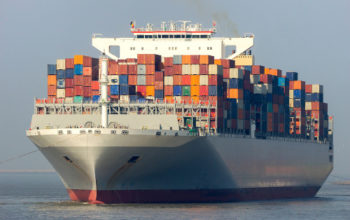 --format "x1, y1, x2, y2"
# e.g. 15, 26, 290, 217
26, 21, 334, 204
